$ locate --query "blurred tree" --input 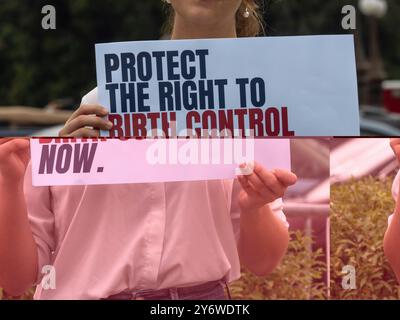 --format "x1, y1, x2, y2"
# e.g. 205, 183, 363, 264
0, 0, 399, 107
265, 0, 400, 78
0, 0, 165, 107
